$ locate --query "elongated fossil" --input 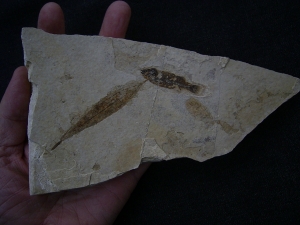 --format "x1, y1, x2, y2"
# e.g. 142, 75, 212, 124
51, 80, 145, 150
